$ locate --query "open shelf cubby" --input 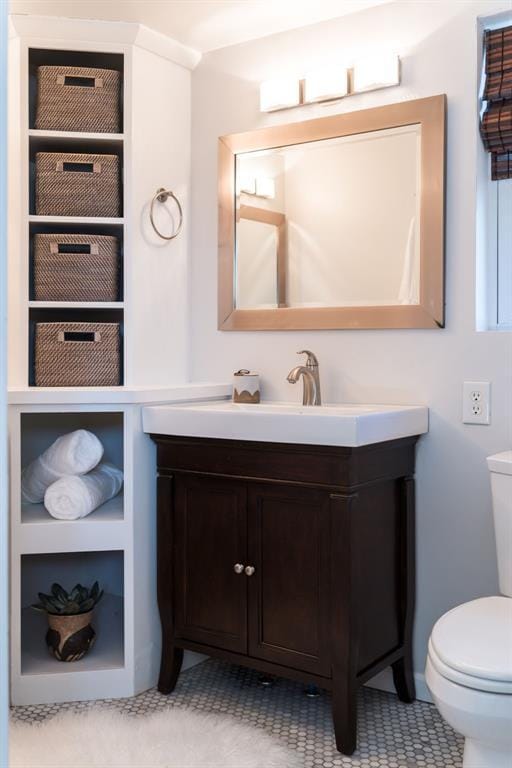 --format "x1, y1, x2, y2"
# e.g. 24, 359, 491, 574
28, 48, 124, 132
29, 220, 124, 303
20, 550, 124, 676
28, 137, 124, 217
28, 307, 125, 387
20, 410, 124, 526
